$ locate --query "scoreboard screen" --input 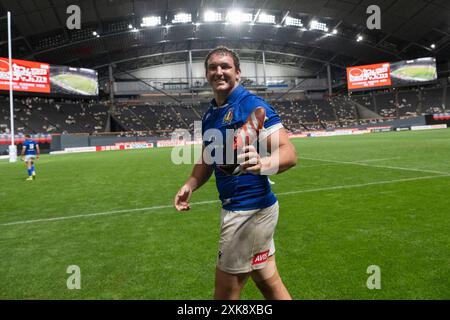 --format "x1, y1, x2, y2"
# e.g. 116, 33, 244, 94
0, 58, 98, 96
